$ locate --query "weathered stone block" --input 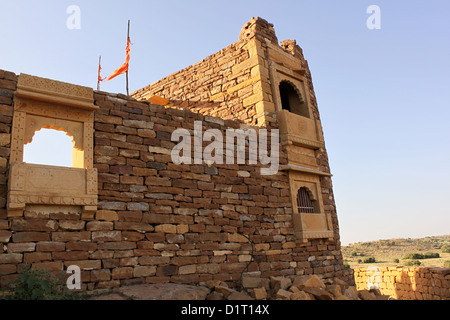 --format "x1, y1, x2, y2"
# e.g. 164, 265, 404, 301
12, 232, 50, 242
154, 224, 177, 233
66, 241, 97, 251
11, 219, 58, 232
270, 276, 292, 293
242, 276, 262, 289
53, 251, 89, 261
123, 119, 153, 129
291, 291, 314, 300
59, 220, 86, 231
166, 234, 184, 244
134, 266, 156, 277
253, 287, 267, 300
7, 242, 36, 252
92, 231, 121, 242
139, 256, 170, 266
276, 289, 292, 300
52, 232, 91, 242
0, 253, 22, 264
0, 230, 11, 242
31, 261, 63, 271
95, 210, 119, 221
98, 201, 127, 211
112, 267, 134, 280
294, 274, 326, 289
91, 269, 111, 282
127, 202, 149, 211
36, 241, 65, 252
0, 264, 16, 275
179, 264, 197, 275
86, 221, 114, 231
